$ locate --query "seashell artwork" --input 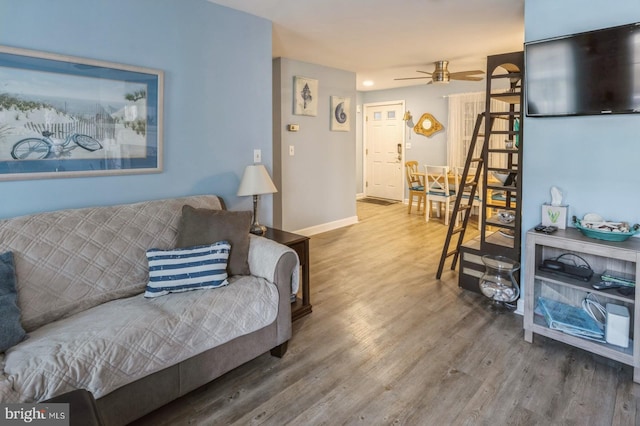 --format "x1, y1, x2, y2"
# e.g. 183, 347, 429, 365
293, 76, 318, 116
335, 102, 347, 123
330, 96, 351, 131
